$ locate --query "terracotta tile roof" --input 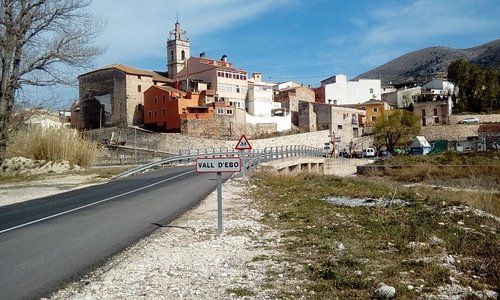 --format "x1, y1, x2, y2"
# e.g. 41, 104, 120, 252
149, 85, 184, 94
191, 57, 246, 73
79, 64, 173, 82
478, 123, 500, 133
